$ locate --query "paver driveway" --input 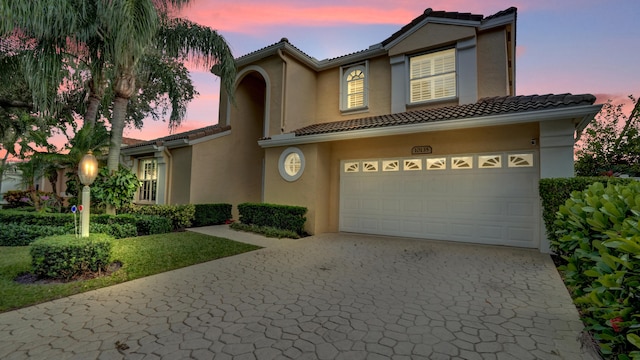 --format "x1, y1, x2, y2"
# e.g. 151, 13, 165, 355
0, 227, 598, 360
